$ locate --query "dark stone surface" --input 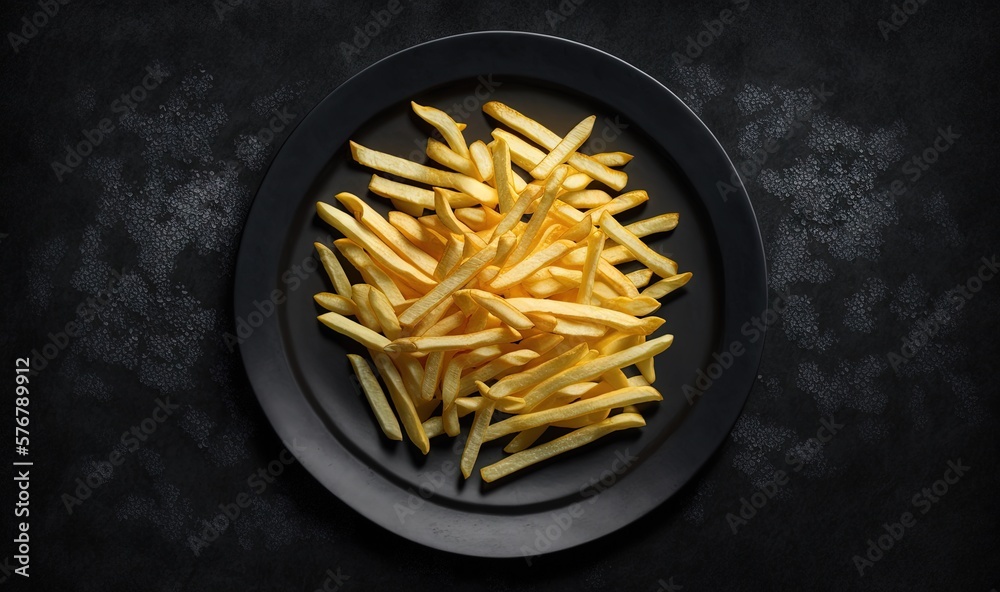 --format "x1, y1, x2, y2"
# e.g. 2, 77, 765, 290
1, 0, 997, 590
